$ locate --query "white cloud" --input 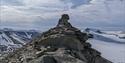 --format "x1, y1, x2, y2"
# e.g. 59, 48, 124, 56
0, 0, 73, 23
69, 0, 125, 26
0, 0, 125, 29
0, 6, 38, 23
22, 0, 72, 9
